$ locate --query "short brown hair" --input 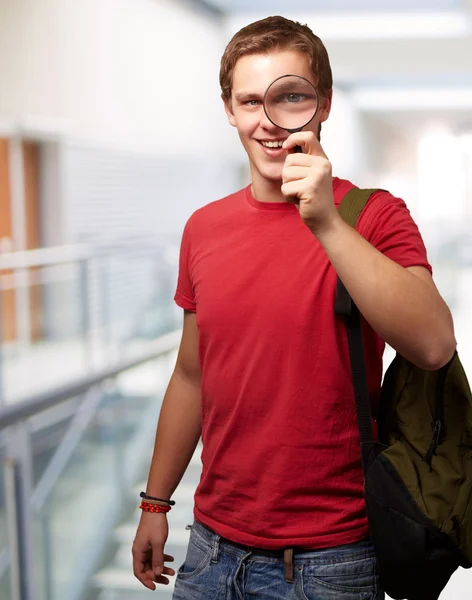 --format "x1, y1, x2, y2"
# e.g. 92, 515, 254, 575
220, 15, 333, 103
